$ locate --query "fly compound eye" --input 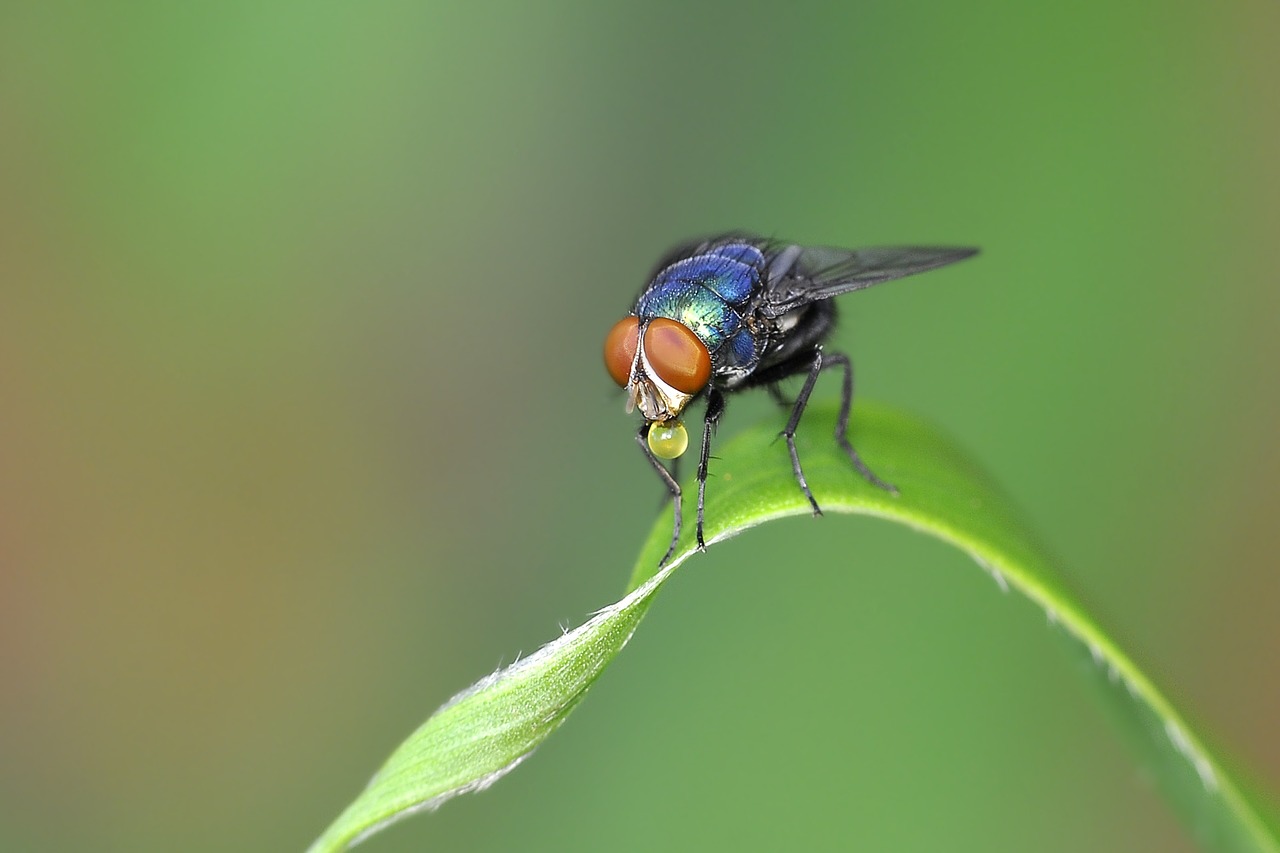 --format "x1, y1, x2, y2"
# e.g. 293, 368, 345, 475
647, 419, 688, 459
604, 316, 640, 387
643, 318, 711, 394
